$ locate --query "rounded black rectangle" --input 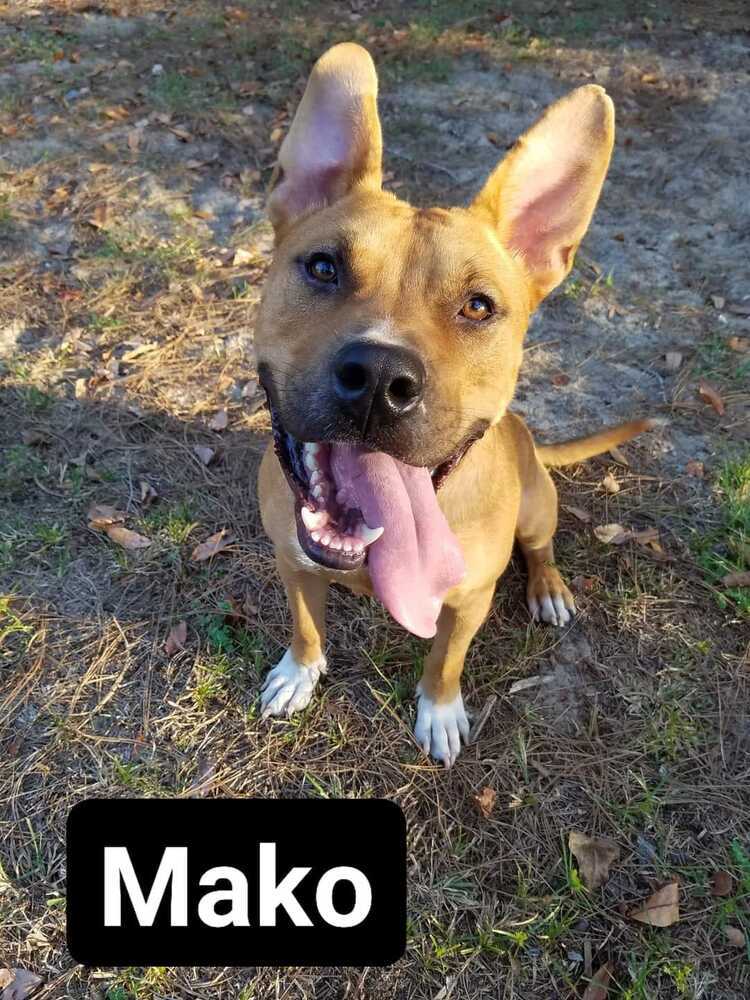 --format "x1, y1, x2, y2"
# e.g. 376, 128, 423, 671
66, 798, 406, 967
